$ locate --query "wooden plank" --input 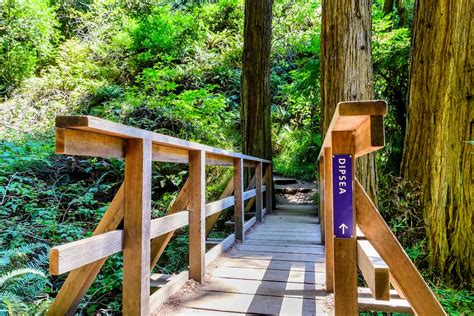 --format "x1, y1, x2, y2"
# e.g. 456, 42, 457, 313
323, 146, 334, 292
56, 128, 124, 159
205, 234, 236, 265
55, 116, 271, 164
357, 240, 390, 300
317, 100, 387, 159
56, 129, 258, 167
207, 267, 325, 285
50, 230, 123, 275
215, 257, 326, 273
236, 244, 325, 255
149, 271, 189, 312
332, 131, 357, 316
264, 163, 273, 213
205, 196, 234, 217
47, 184, 124, 315
150, 211, 189, 239
243, 217, 256, 232
205, 175, 234, 237
189, 150, 206, 282
319, 157, 325, 244
123, 138, 152, 315
358, 297, 413, 314
353, 116, 385, 157
242, 188, 256, 200
179, 289, 326, 315
243, 239, 322, 247
199, 277, 326, 299
225, 249, 326, 263
355, 179, 446, 315
233, 158, 244, 241
334, 238, 358, 315
255, 162, 263, 222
